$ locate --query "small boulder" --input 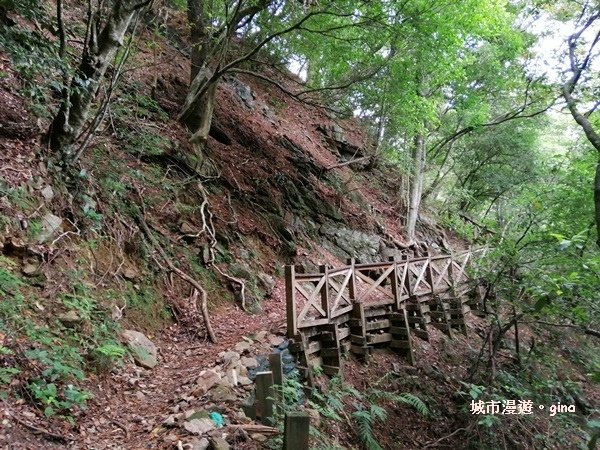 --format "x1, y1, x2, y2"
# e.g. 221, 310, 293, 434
58, 311, 82, 328
36, 213, 63, 244
191, 438, 210, 450
210, 385, 237, 403
194, 370, 221, 396
209, 437, 230, 450
240, 356, 258, 370
183, 418, 215, 435
120, 330, 158, 369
